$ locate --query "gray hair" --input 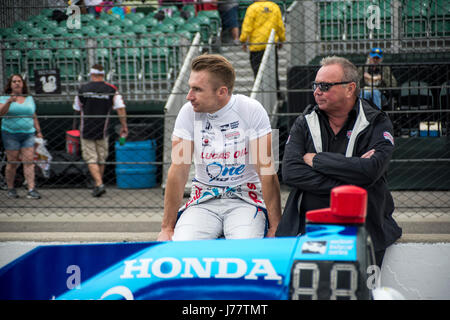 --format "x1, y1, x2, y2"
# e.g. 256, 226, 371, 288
320, 56, 360, 96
